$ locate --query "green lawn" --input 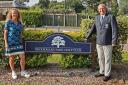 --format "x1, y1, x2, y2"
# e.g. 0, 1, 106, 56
47, 54, 62, 63
122, 52, 128, 62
